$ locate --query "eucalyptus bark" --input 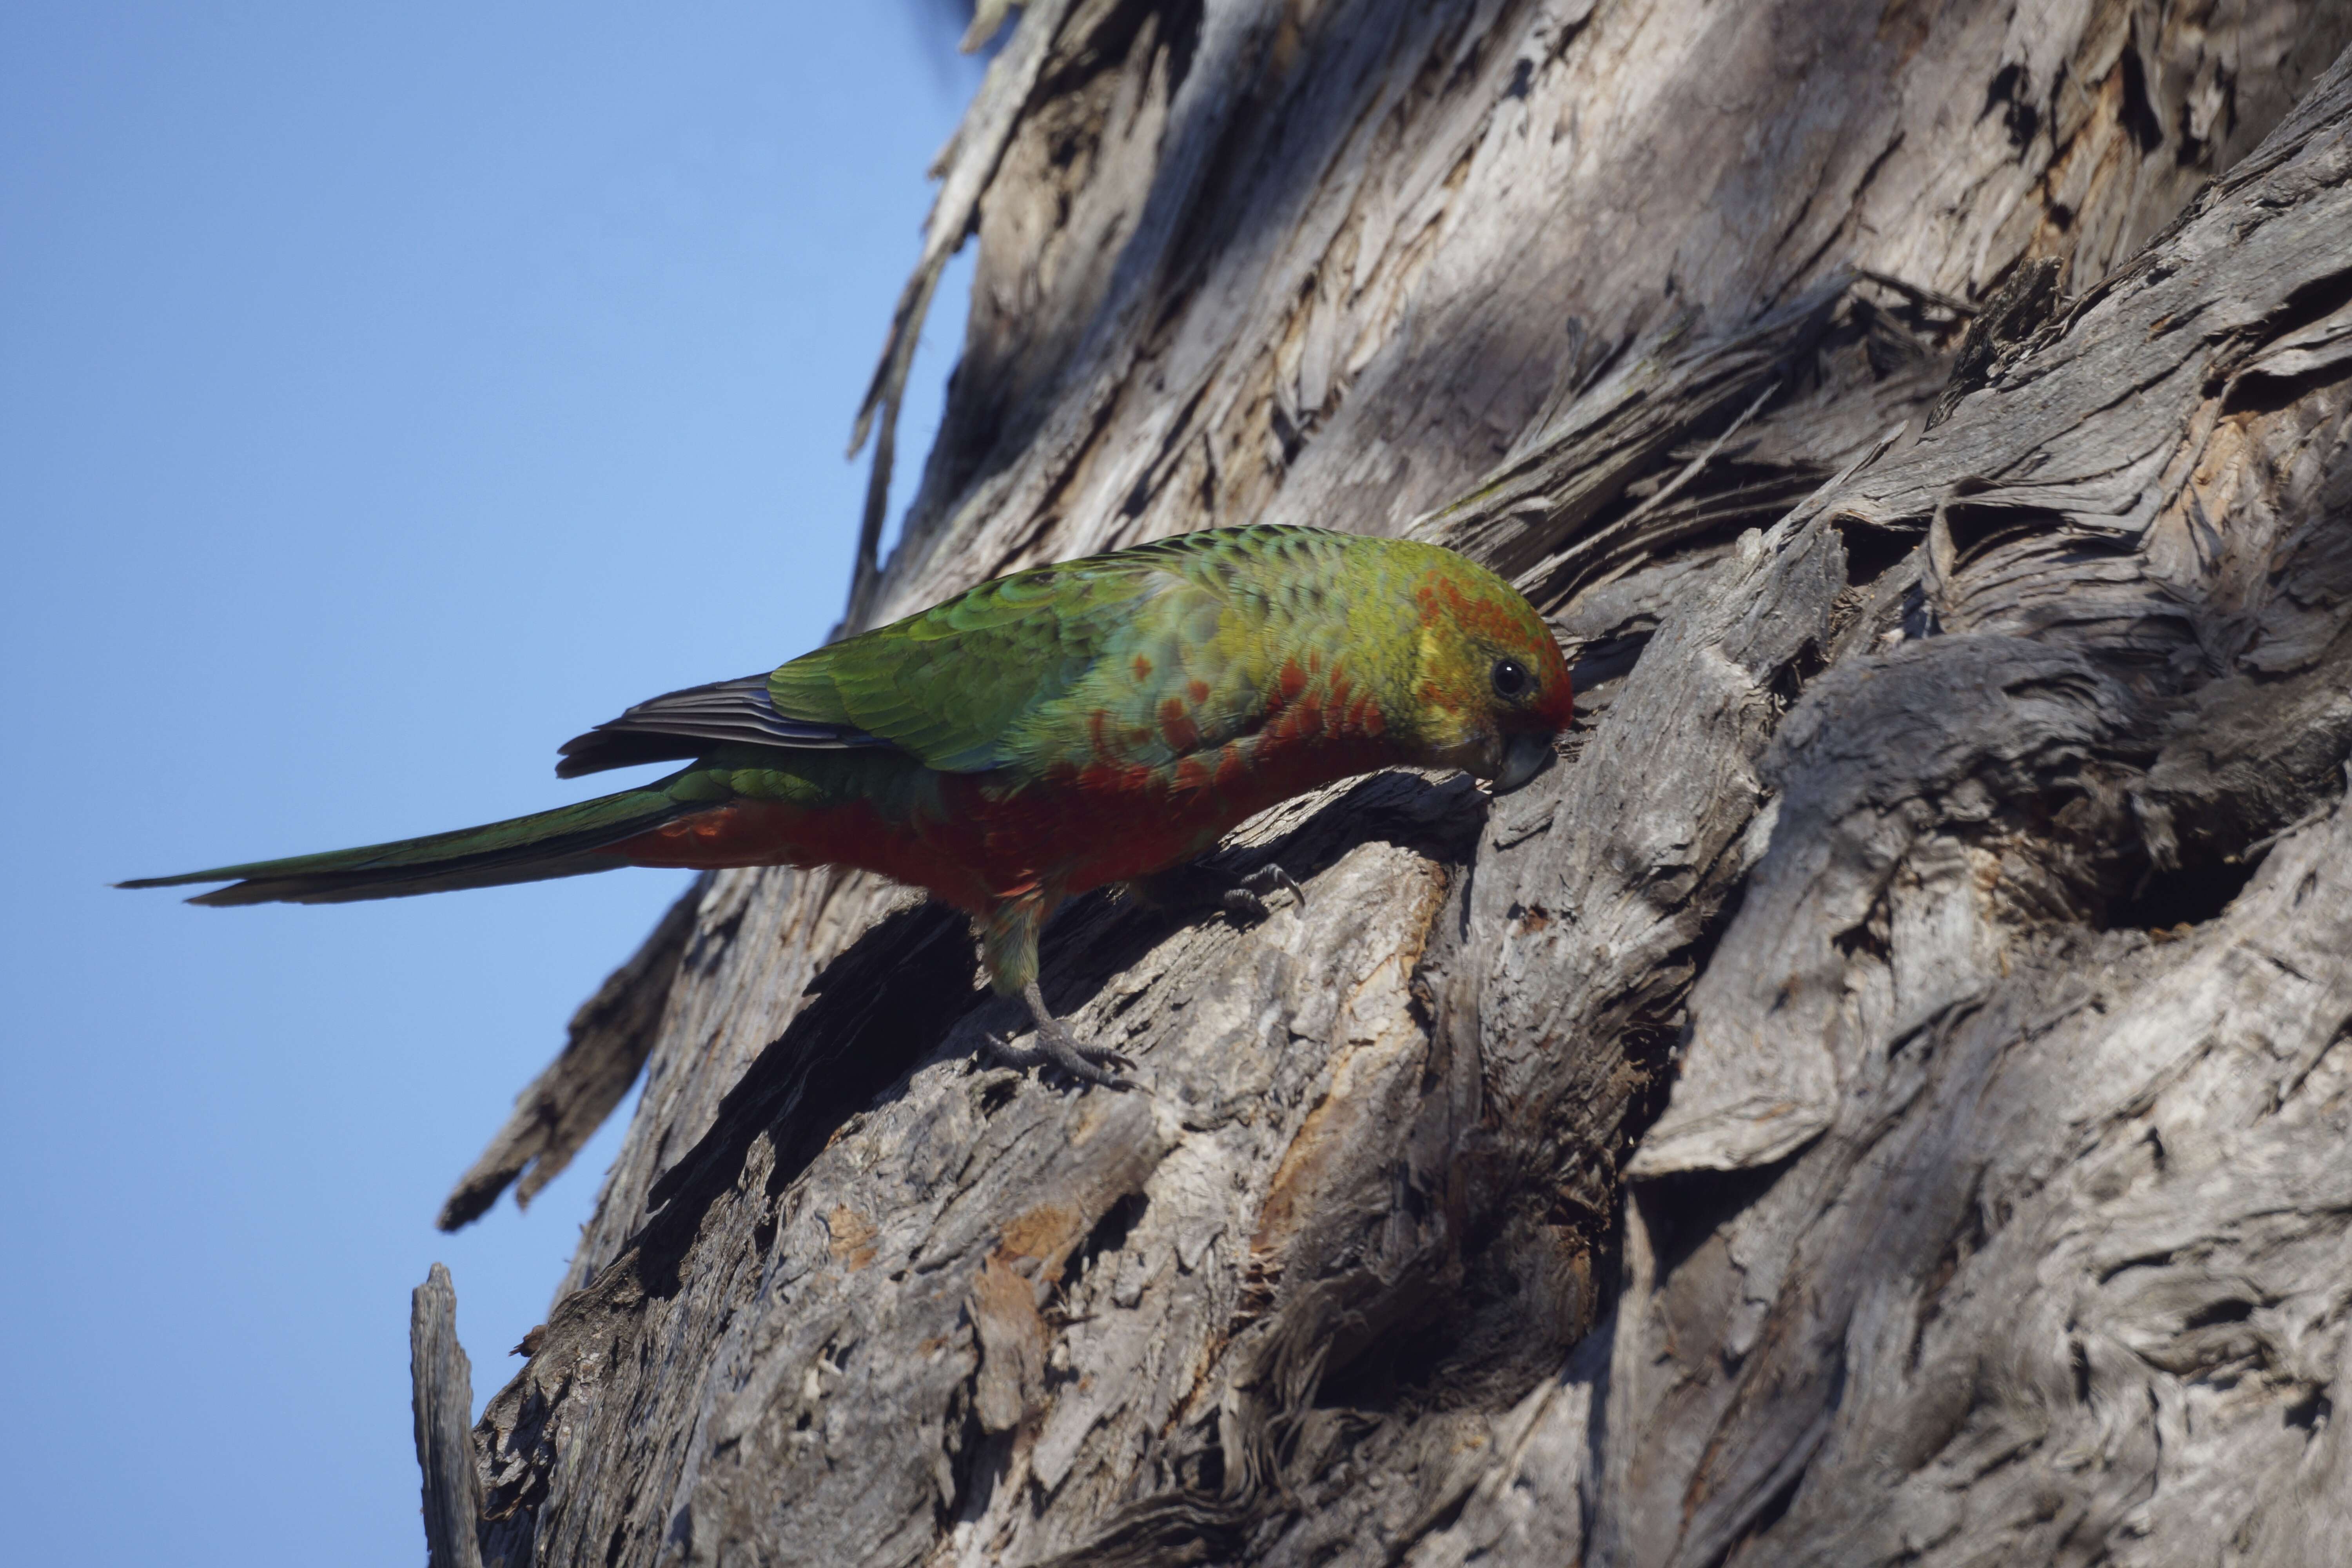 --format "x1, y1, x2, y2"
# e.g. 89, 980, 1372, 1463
421, 5, 2352, 1564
